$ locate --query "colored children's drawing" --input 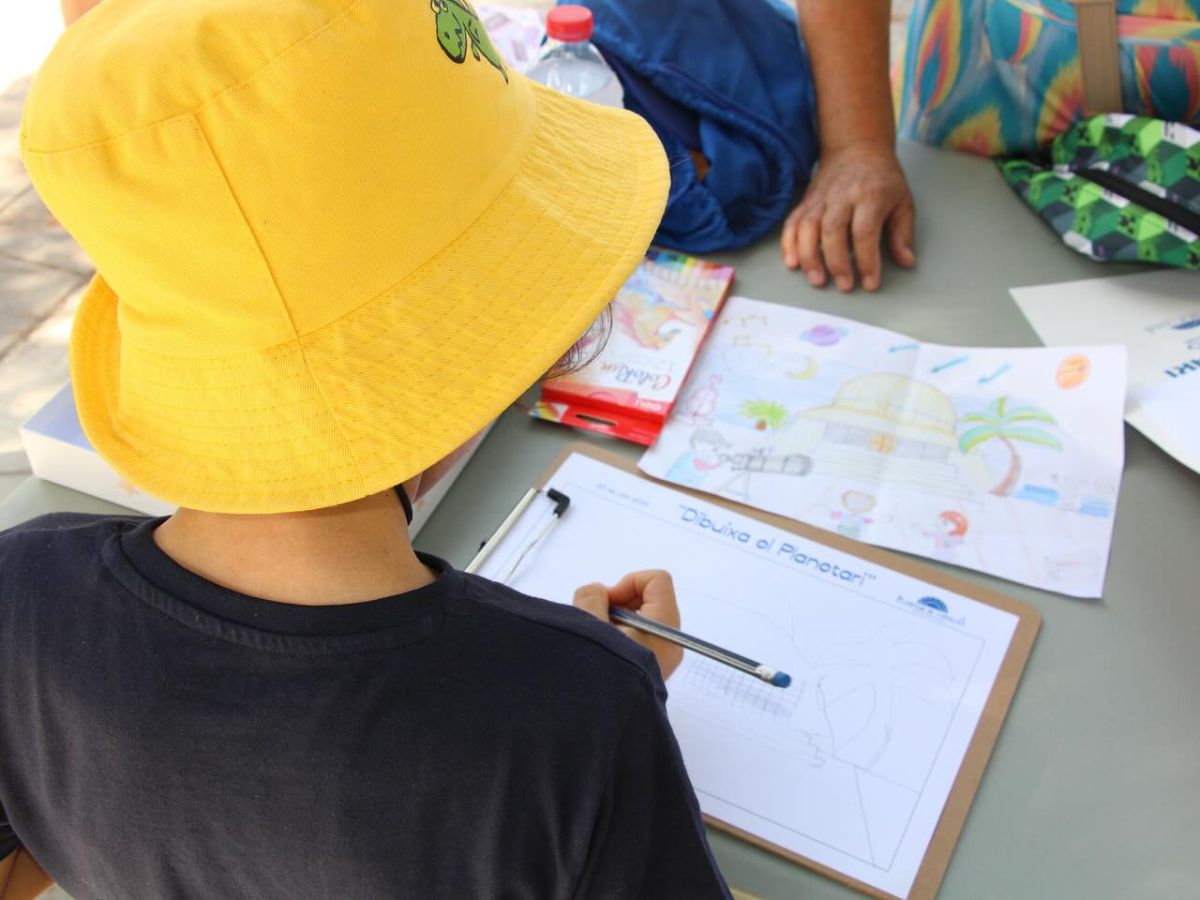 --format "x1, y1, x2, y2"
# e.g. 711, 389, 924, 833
801, 324, 847, 347
831, 490, 876, 540
957, 397, 1063, 496
676, 374, 723, 424
666, 428, 730, 488
739, 399, 789, 431
640, 296, 1128, 597
926, 511, 969, 563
